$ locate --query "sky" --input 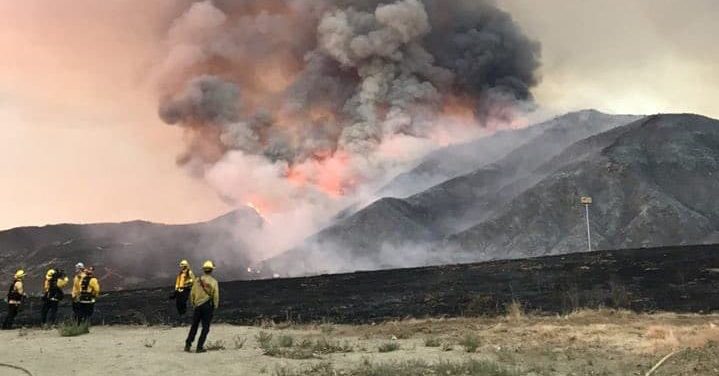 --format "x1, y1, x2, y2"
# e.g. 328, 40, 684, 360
0, 0, 717, 230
